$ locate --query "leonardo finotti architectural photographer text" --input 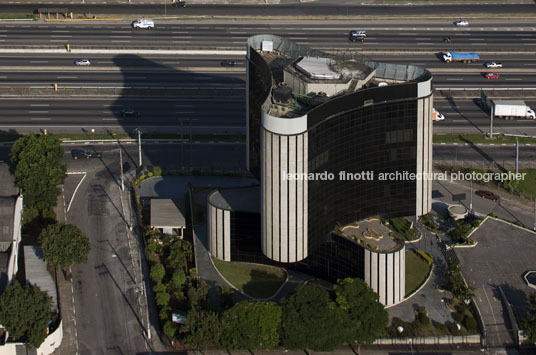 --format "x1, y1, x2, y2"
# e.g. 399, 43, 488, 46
282, 171, 526, 183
